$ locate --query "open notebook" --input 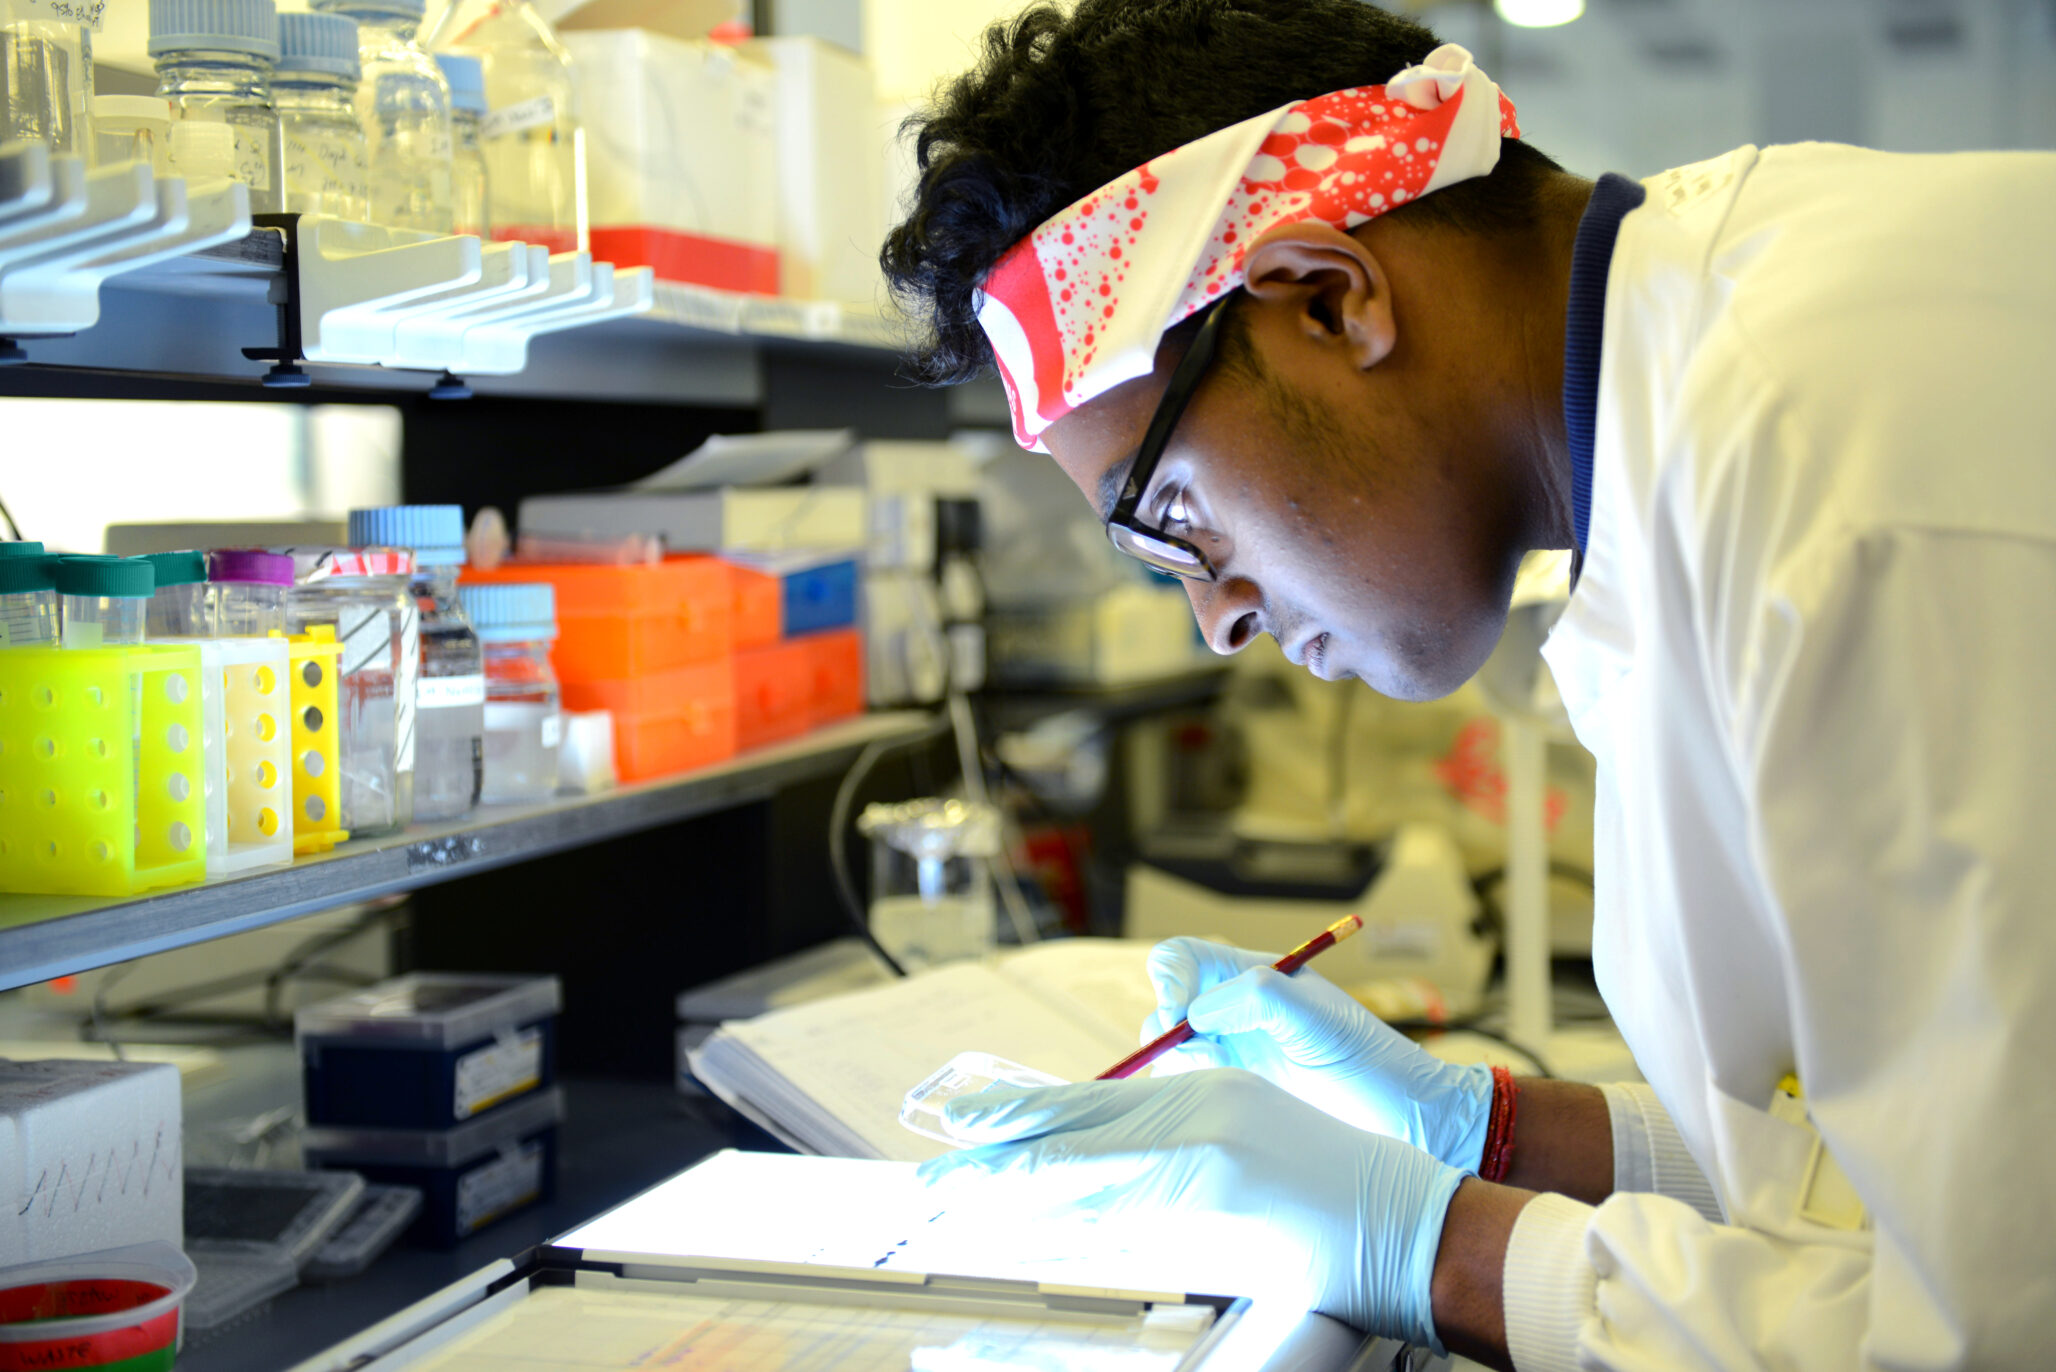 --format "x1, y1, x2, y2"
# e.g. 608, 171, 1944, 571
686, 939, 1160, 1161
